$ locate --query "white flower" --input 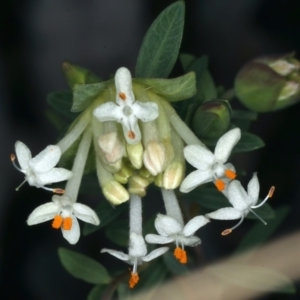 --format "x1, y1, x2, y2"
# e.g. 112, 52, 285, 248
93, 67, 159, 144
12, 141, 72, 191
206, 174, 275, 235
27, 195, 100, 244
145, 214, 209, 263
180, 128, 241, 193
101, 232, 168, 288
